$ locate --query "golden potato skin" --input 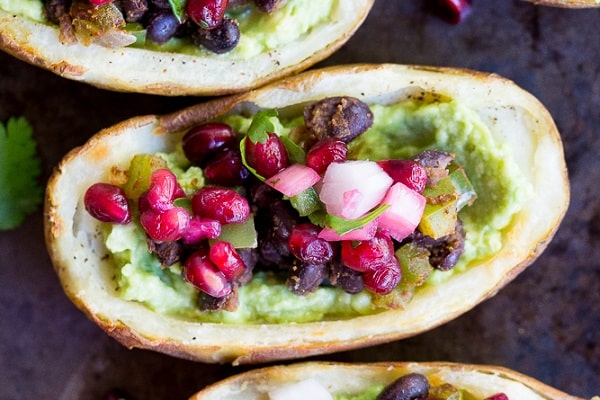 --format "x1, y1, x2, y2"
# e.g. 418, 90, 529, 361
44, 64, 569, 364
